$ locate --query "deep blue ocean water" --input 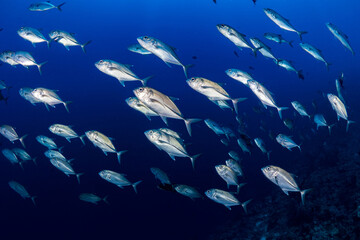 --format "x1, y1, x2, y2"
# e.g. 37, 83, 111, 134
0, 0, 359, 239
